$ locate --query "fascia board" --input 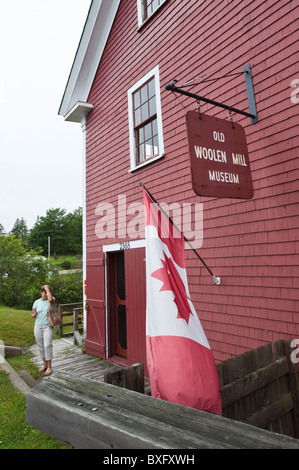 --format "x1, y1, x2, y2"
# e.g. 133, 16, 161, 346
58, 0, 121, 118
